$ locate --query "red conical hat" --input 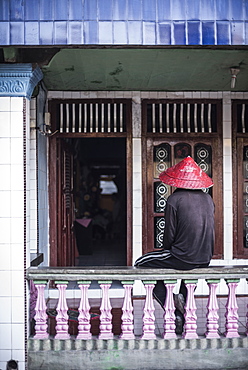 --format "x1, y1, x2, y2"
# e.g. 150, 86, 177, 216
159, 156, 213, 189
